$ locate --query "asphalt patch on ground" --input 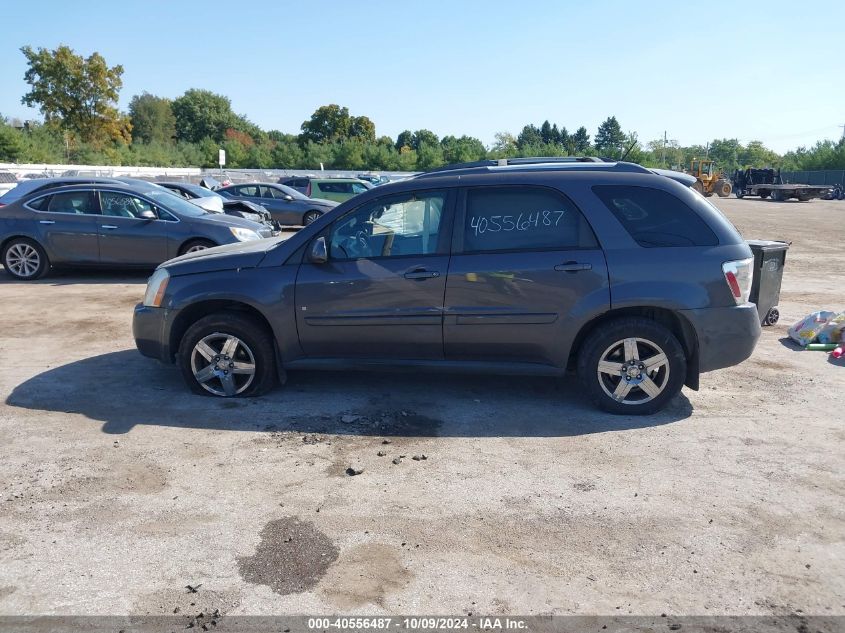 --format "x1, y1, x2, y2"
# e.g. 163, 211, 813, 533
237, 517, 339, 595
